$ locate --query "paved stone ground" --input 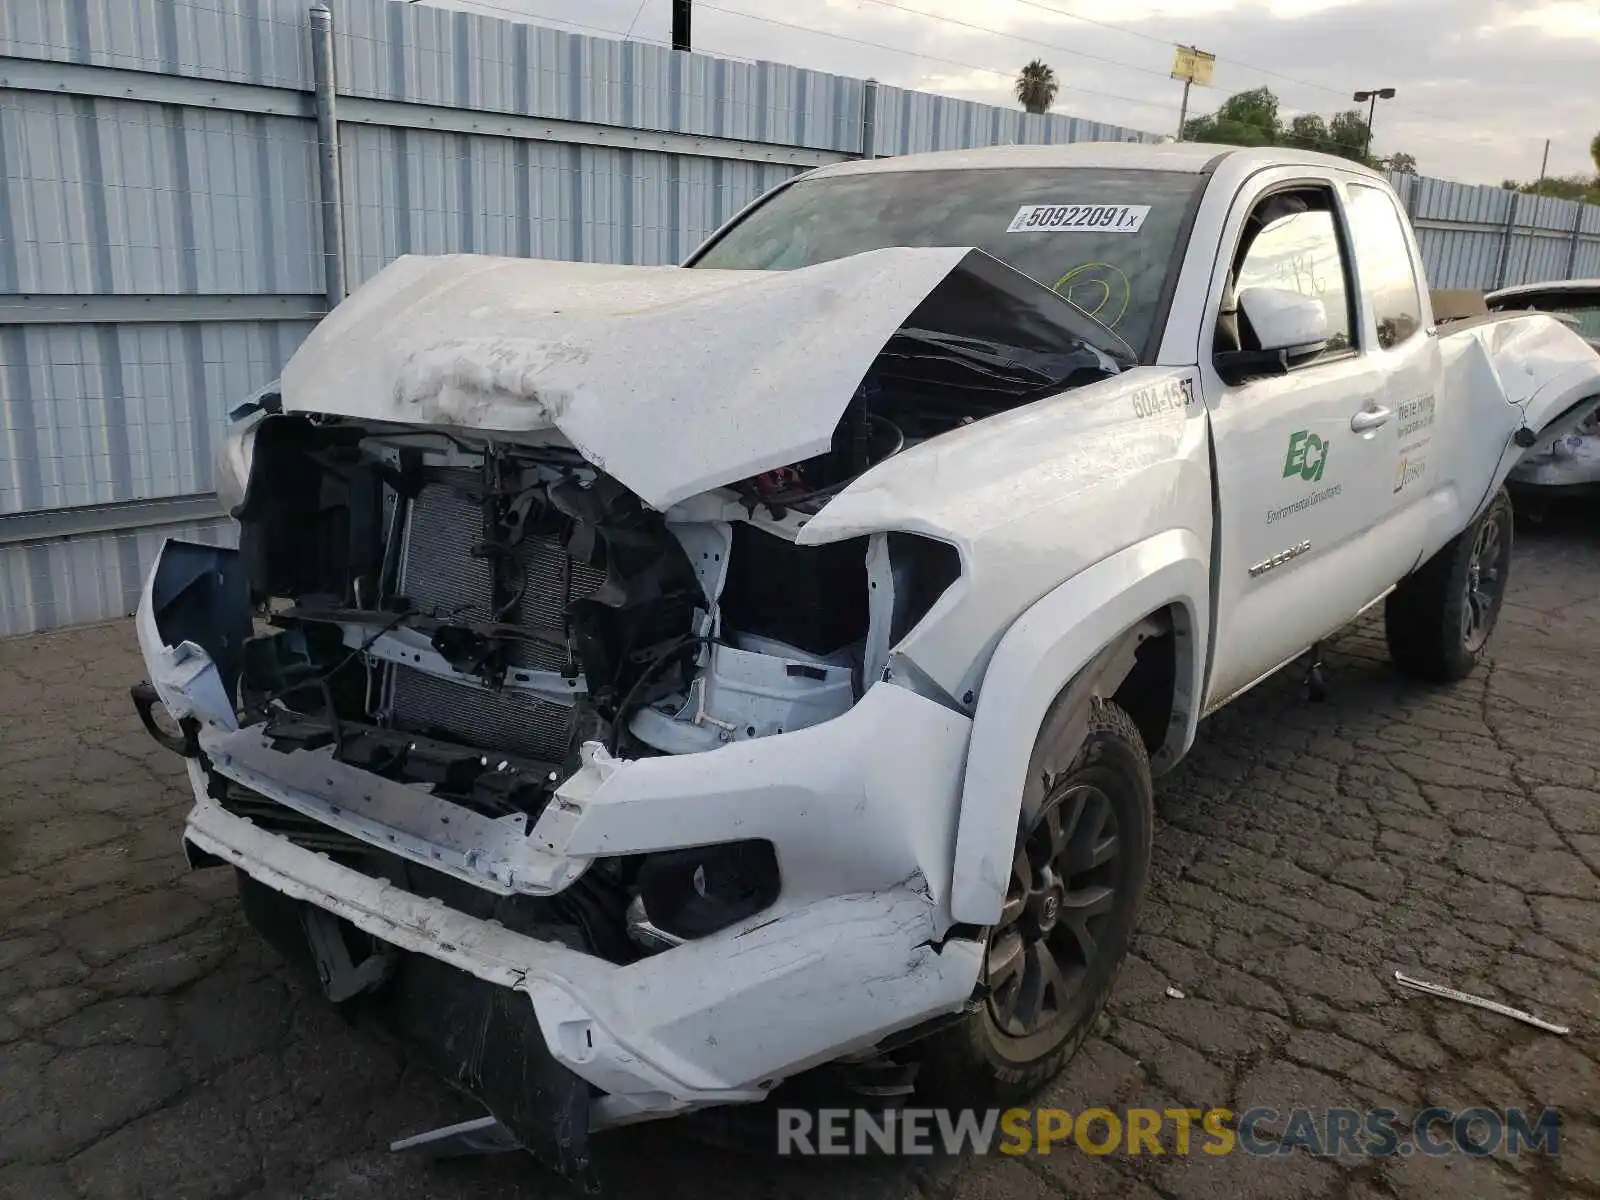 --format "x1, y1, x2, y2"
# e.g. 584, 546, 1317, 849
1, 507, 1596, 1200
